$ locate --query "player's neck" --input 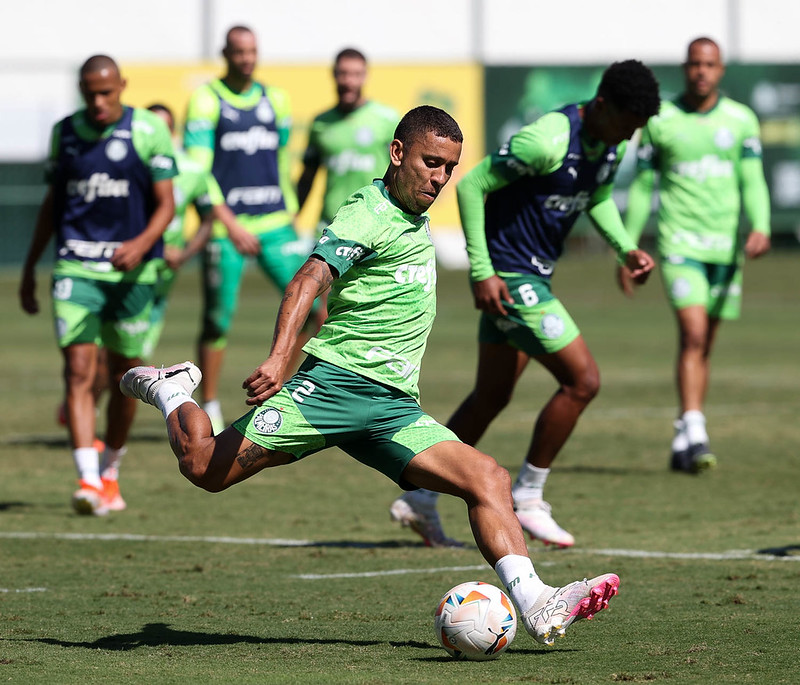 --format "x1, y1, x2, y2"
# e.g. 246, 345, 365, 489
683, 90, 720, 113
337, 96, 366, 115
223, 73, 254, 95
